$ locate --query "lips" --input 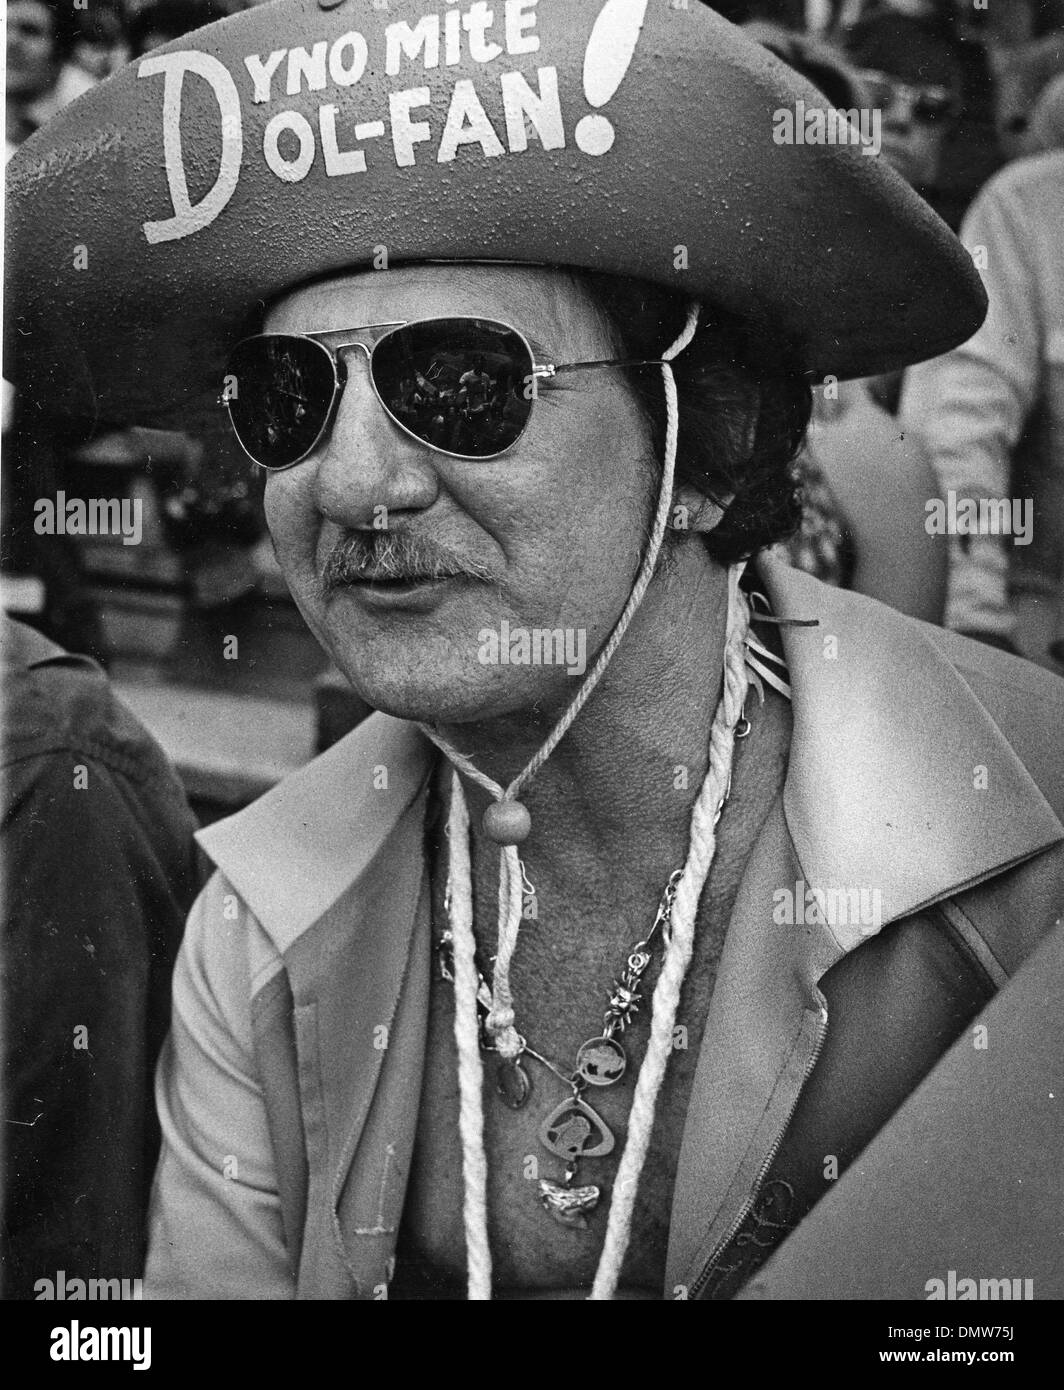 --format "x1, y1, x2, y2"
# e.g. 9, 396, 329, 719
351, 571, 457, 585
336, 569, 467, 613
